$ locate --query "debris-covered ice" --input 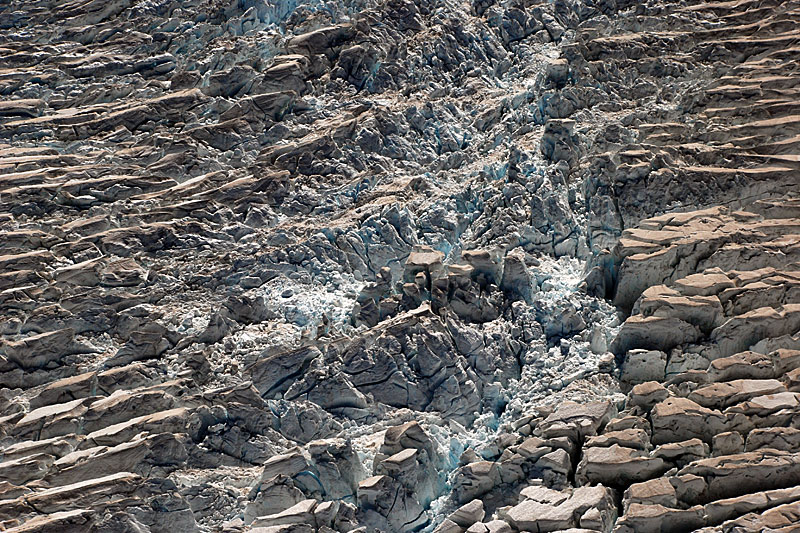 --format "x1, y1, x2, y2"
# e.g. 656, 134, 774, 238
3, 0, 798, 530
